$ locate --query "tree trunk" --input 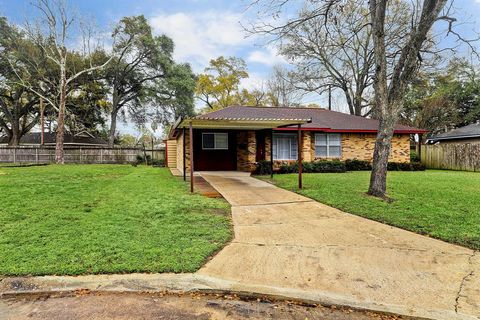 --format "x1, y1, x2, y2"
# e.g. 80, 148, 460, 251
354, 94, 364, 117
8, 121, 20, 146
368, 0, 389, 198
367, 115, 396, 198
55, 59, 67, 164
108, 109, 117, 147
367, 0, 447, 199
